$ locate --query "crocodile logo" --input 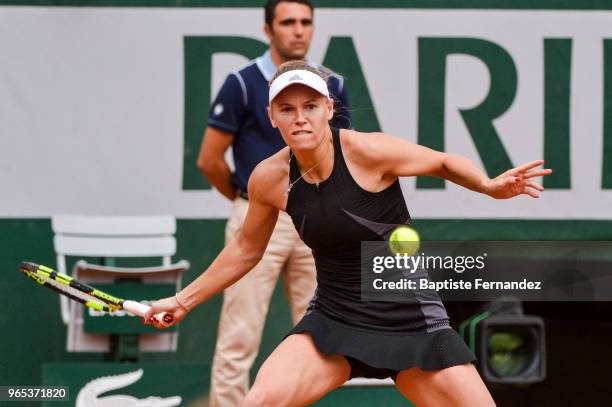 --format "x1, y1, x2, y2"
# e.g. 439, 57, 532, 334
76, 369, 182, 407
